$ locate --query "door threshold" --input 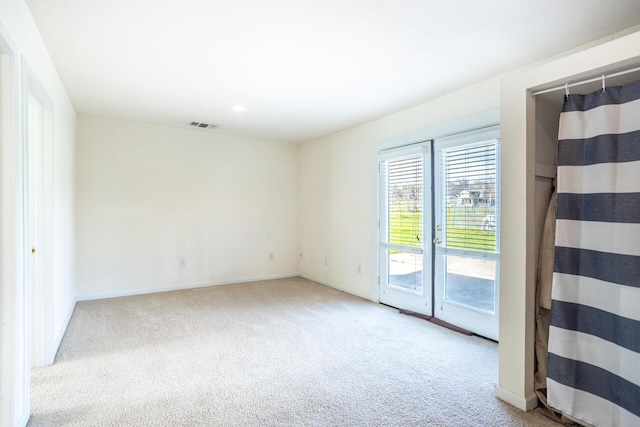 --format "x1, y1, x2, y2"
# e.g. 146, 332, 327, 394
398, 309, 473, 336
